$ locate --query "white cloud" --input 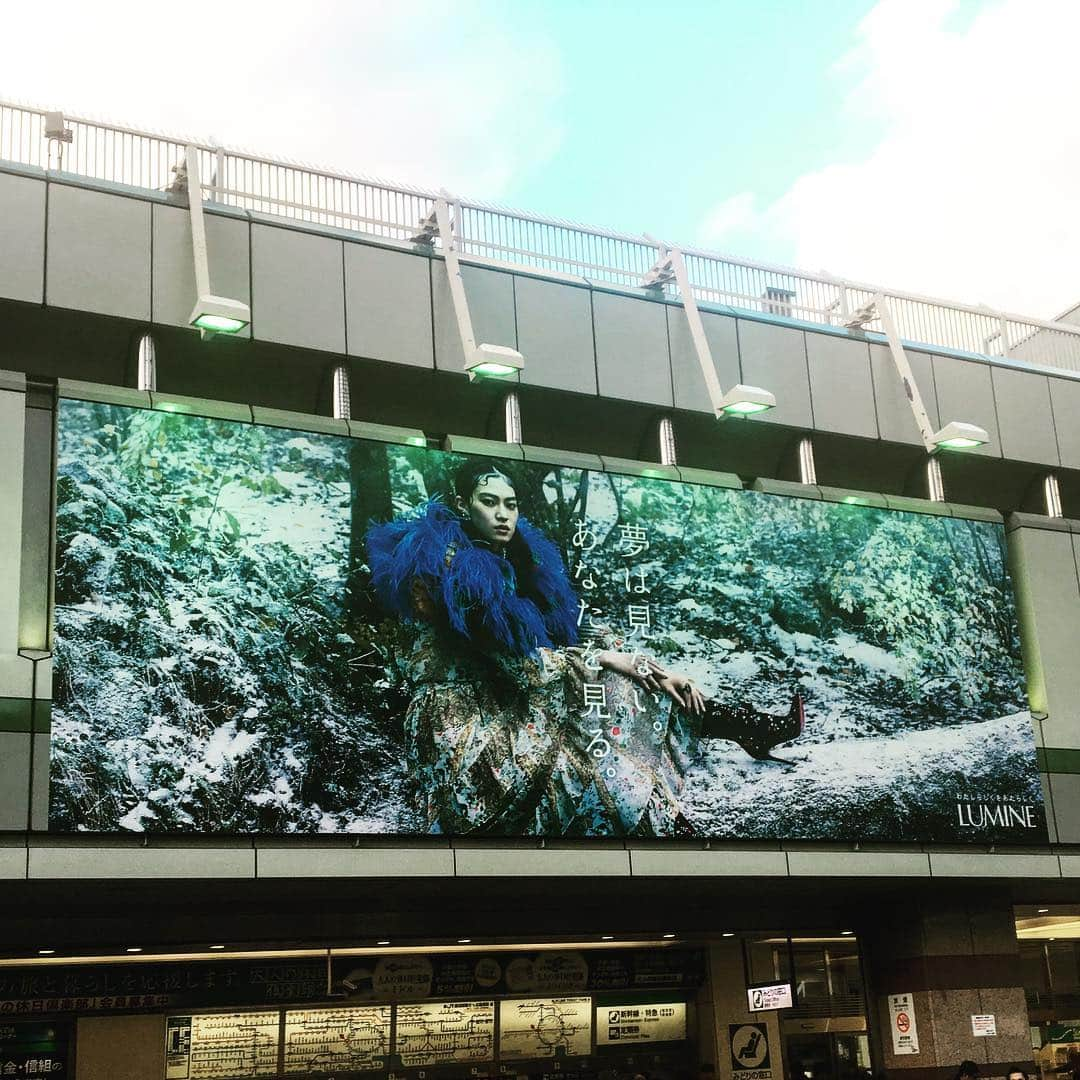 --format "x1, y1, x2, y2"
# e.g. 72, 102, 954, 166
701, 0, 1080, 319
0, 0, 563, 198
